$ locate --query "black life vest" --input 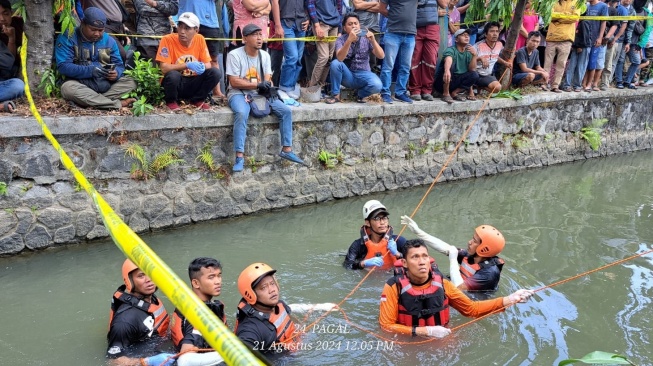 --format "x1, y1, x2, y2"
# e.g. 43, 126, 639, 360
235, 299, 296, 346
171, 300, 226, 349
389, 260, 450, 328
460, 256, 505, 280
109, 285, 169, 338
